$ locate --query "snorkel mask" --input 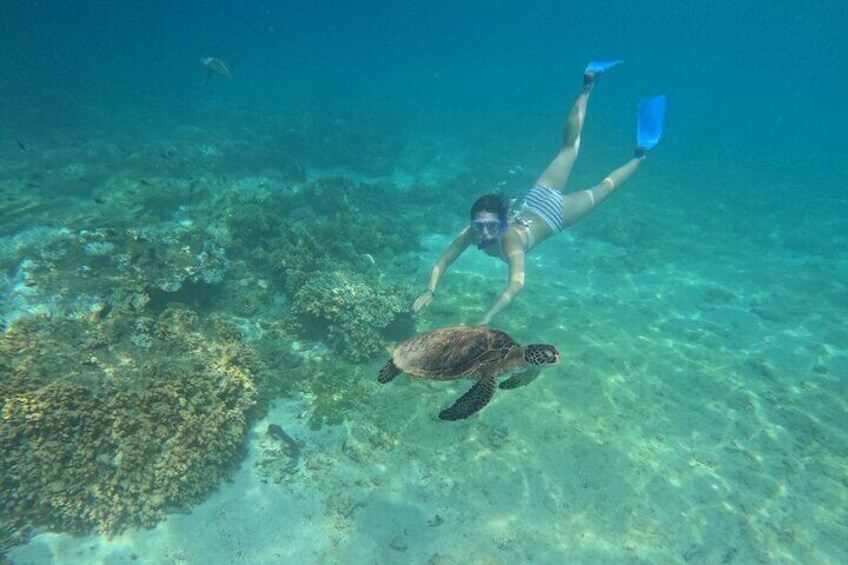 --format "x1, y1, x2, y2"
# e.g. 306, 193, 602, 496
471, 217, 508, 249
